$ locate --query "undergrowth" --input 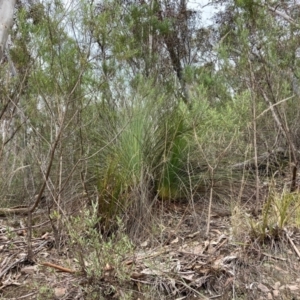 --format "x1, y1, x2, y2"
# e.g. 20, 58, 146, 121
232, 185, 300, 243
68, 202, 134, 285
